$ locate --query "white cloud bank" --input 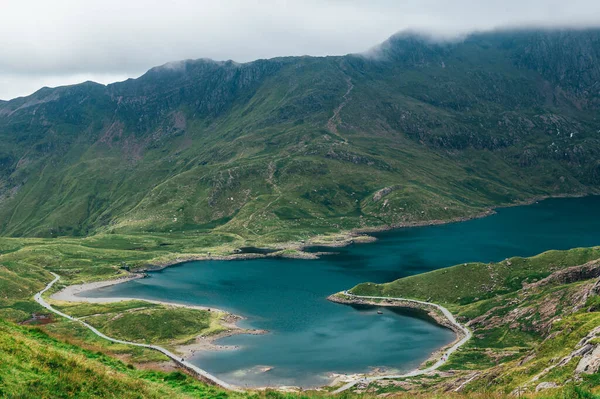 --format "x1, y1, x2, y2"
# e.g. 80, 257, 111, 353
1, 0, 600, 100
